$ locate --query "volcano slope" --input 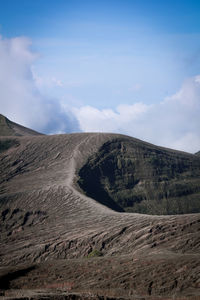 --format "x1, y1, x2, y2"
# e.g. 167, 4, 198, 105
0, 114, 42, 137
0, 124, 200, 299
